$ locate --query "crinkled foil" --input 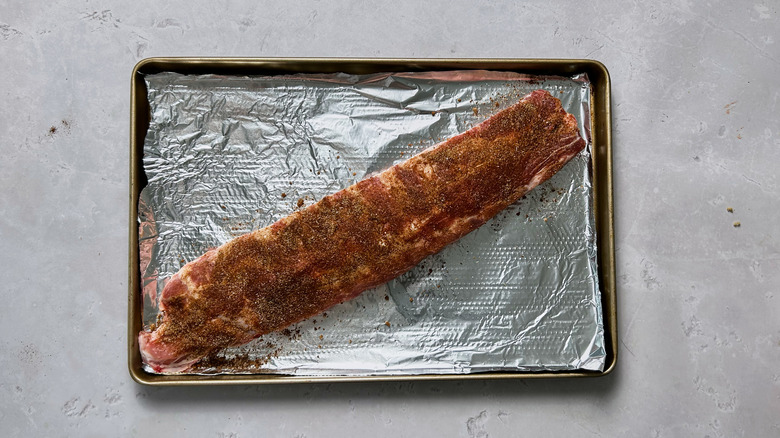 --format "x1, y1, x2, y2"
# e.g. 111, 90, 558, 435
139, 70, 604, 375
